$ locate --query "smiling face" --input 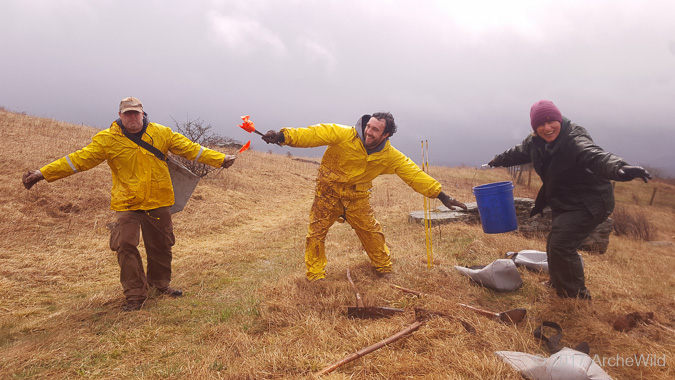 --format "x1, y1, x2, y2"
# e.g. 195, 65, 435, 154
535, 120, 561, 143
363, 117, 390, 149
118, 110, 144, 133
